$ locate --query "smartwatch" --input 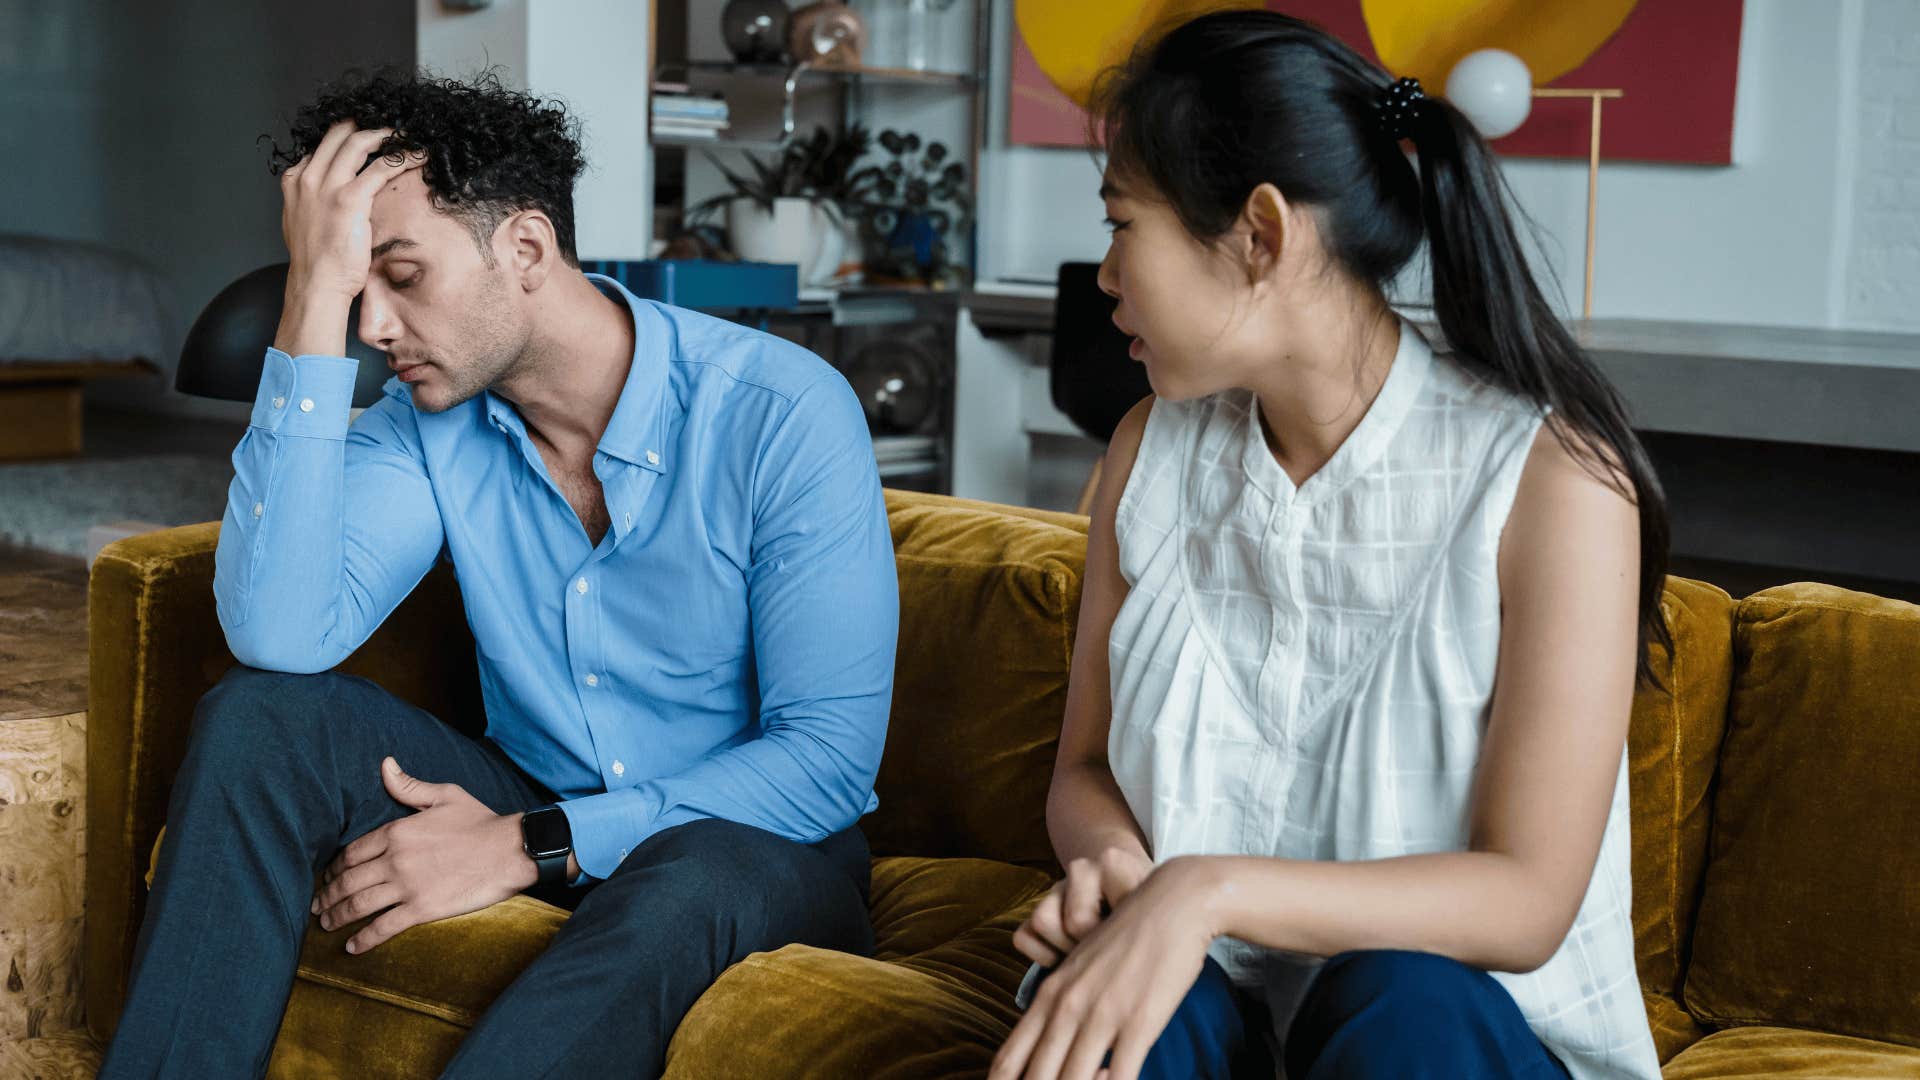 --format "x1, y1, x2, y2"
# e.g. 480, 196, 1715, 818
520, 805, 573, 888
